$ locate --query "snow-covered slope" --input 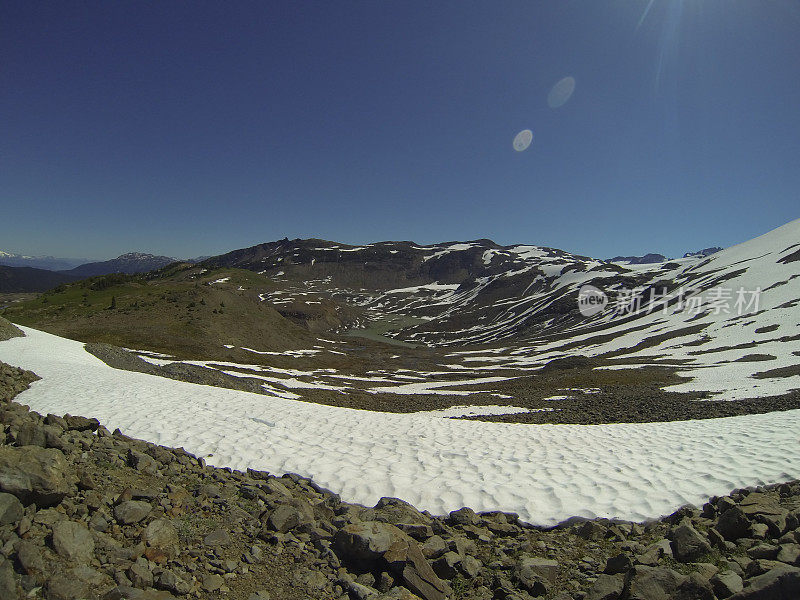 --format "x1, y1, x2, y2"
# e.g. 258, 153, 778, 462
1, 326, 799, 526
200, 220, 800, 400
444, 218, 800, 400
